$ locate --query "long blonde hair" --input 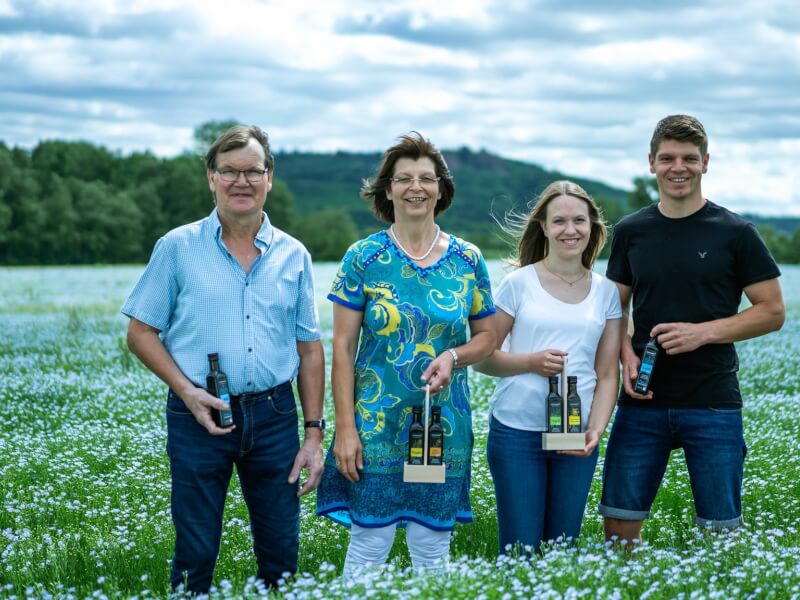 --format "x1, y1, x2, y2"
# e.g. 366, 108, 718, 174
501, 180, 607, 269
